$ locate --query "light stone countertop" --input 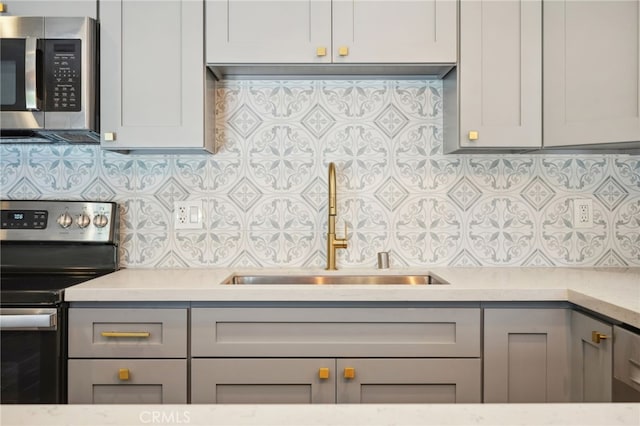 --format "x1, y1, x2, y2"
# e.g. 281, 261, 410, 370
2, 403, 639, 426
64, 267, 640, 327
